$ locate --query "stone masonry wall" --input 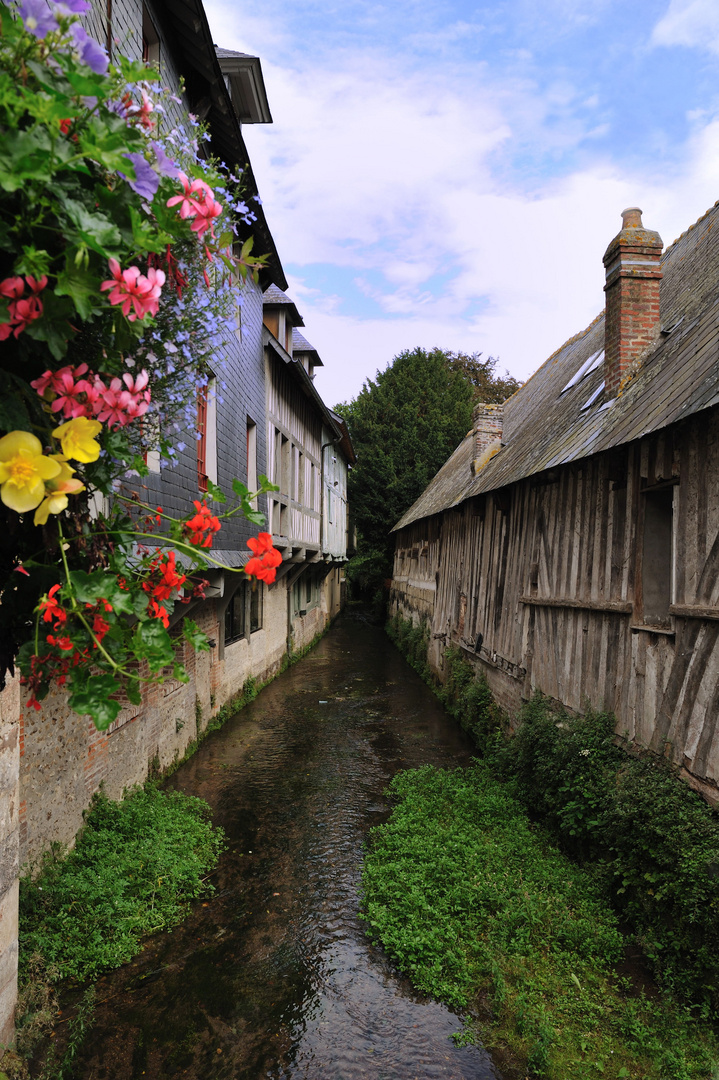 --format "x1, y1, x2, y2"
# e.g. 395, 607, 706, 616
0, 676, 19, 1049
